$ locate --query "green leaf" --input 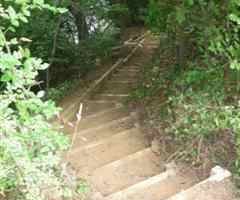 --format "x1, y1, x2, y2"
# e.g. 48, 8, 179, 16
11, 19, 20, 27
1, 73, 12, 82
0, 31, 4, 46
0, 54, 21, 70
186, 0, 194, 6
20, 47, 31, 58
10, 38, 18, 45
19, 14, 28, 23
37, 91, 45, 98
176, 7, 186, 24
57, 8, 68, 14
20, 37, 32, 42
15, 0, 29, 4
22, 8, 31, 17
34, 0, 44, 5
229, 13, 240, 24
7, 6, 17, 19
